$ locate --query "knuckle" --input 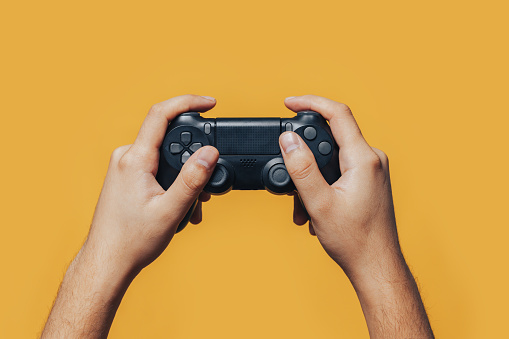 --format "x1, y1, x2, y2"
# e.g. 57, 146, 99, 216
181, 94, 196, 100
331, 102, 352, 118
177, 95, 194, 111
306, 193, 333, 219
110, 145, 129, 164
172, 94, 194, 111
328, 102, 354, 125
314, 196, 334, 215
150, 95, 194, 118
379, 151, 389, 166
117, 152, 136, 169
149, 102, 164, 116
300, 94, 315, 101
180, 164, 204, 195
365, 152, 384, 172
287, 158, 316, 181
110, 147, 123, 162
371, 147, 389, 167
